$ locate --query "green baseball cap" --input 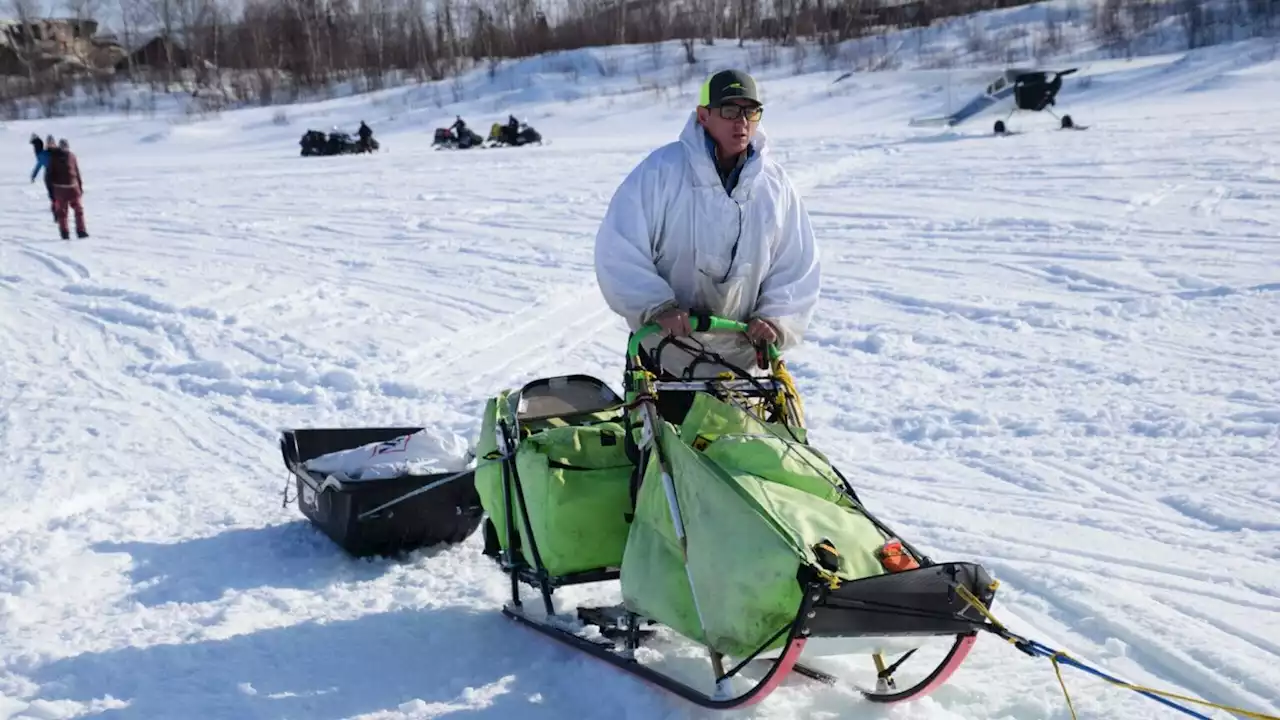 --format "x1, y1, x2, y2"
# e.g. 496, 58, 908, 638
700, 69, 761, 107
